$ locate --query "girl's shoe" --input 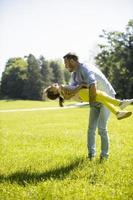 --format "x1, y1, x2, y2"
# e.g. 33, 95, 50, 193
116, 111, 132, 120
120, 99, 133, 109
